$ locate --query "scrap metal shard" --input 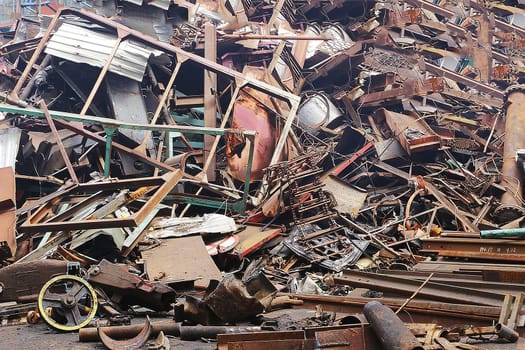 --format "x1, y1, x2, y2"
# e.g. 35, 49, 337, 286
98, 316, 152, 350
